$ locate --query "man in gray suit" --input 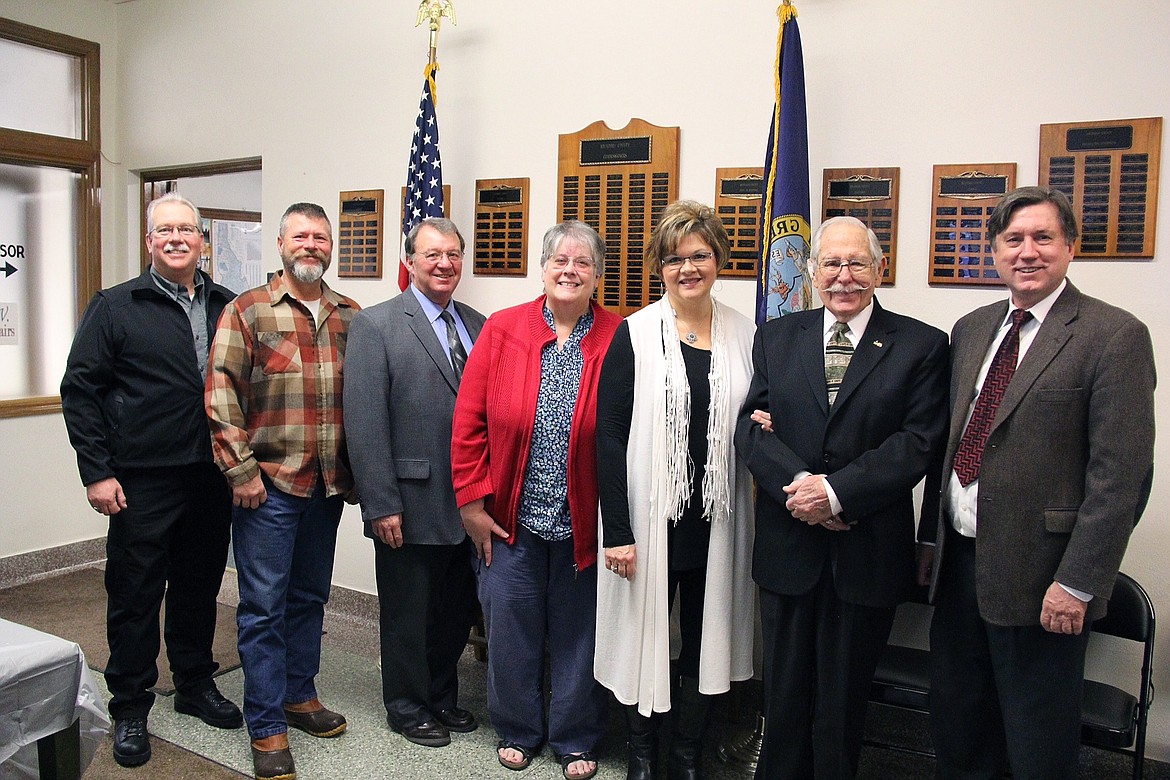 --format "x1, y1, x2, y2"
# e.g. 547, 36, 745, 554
919, 186, 1156, 778
343, 218, 486, 748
